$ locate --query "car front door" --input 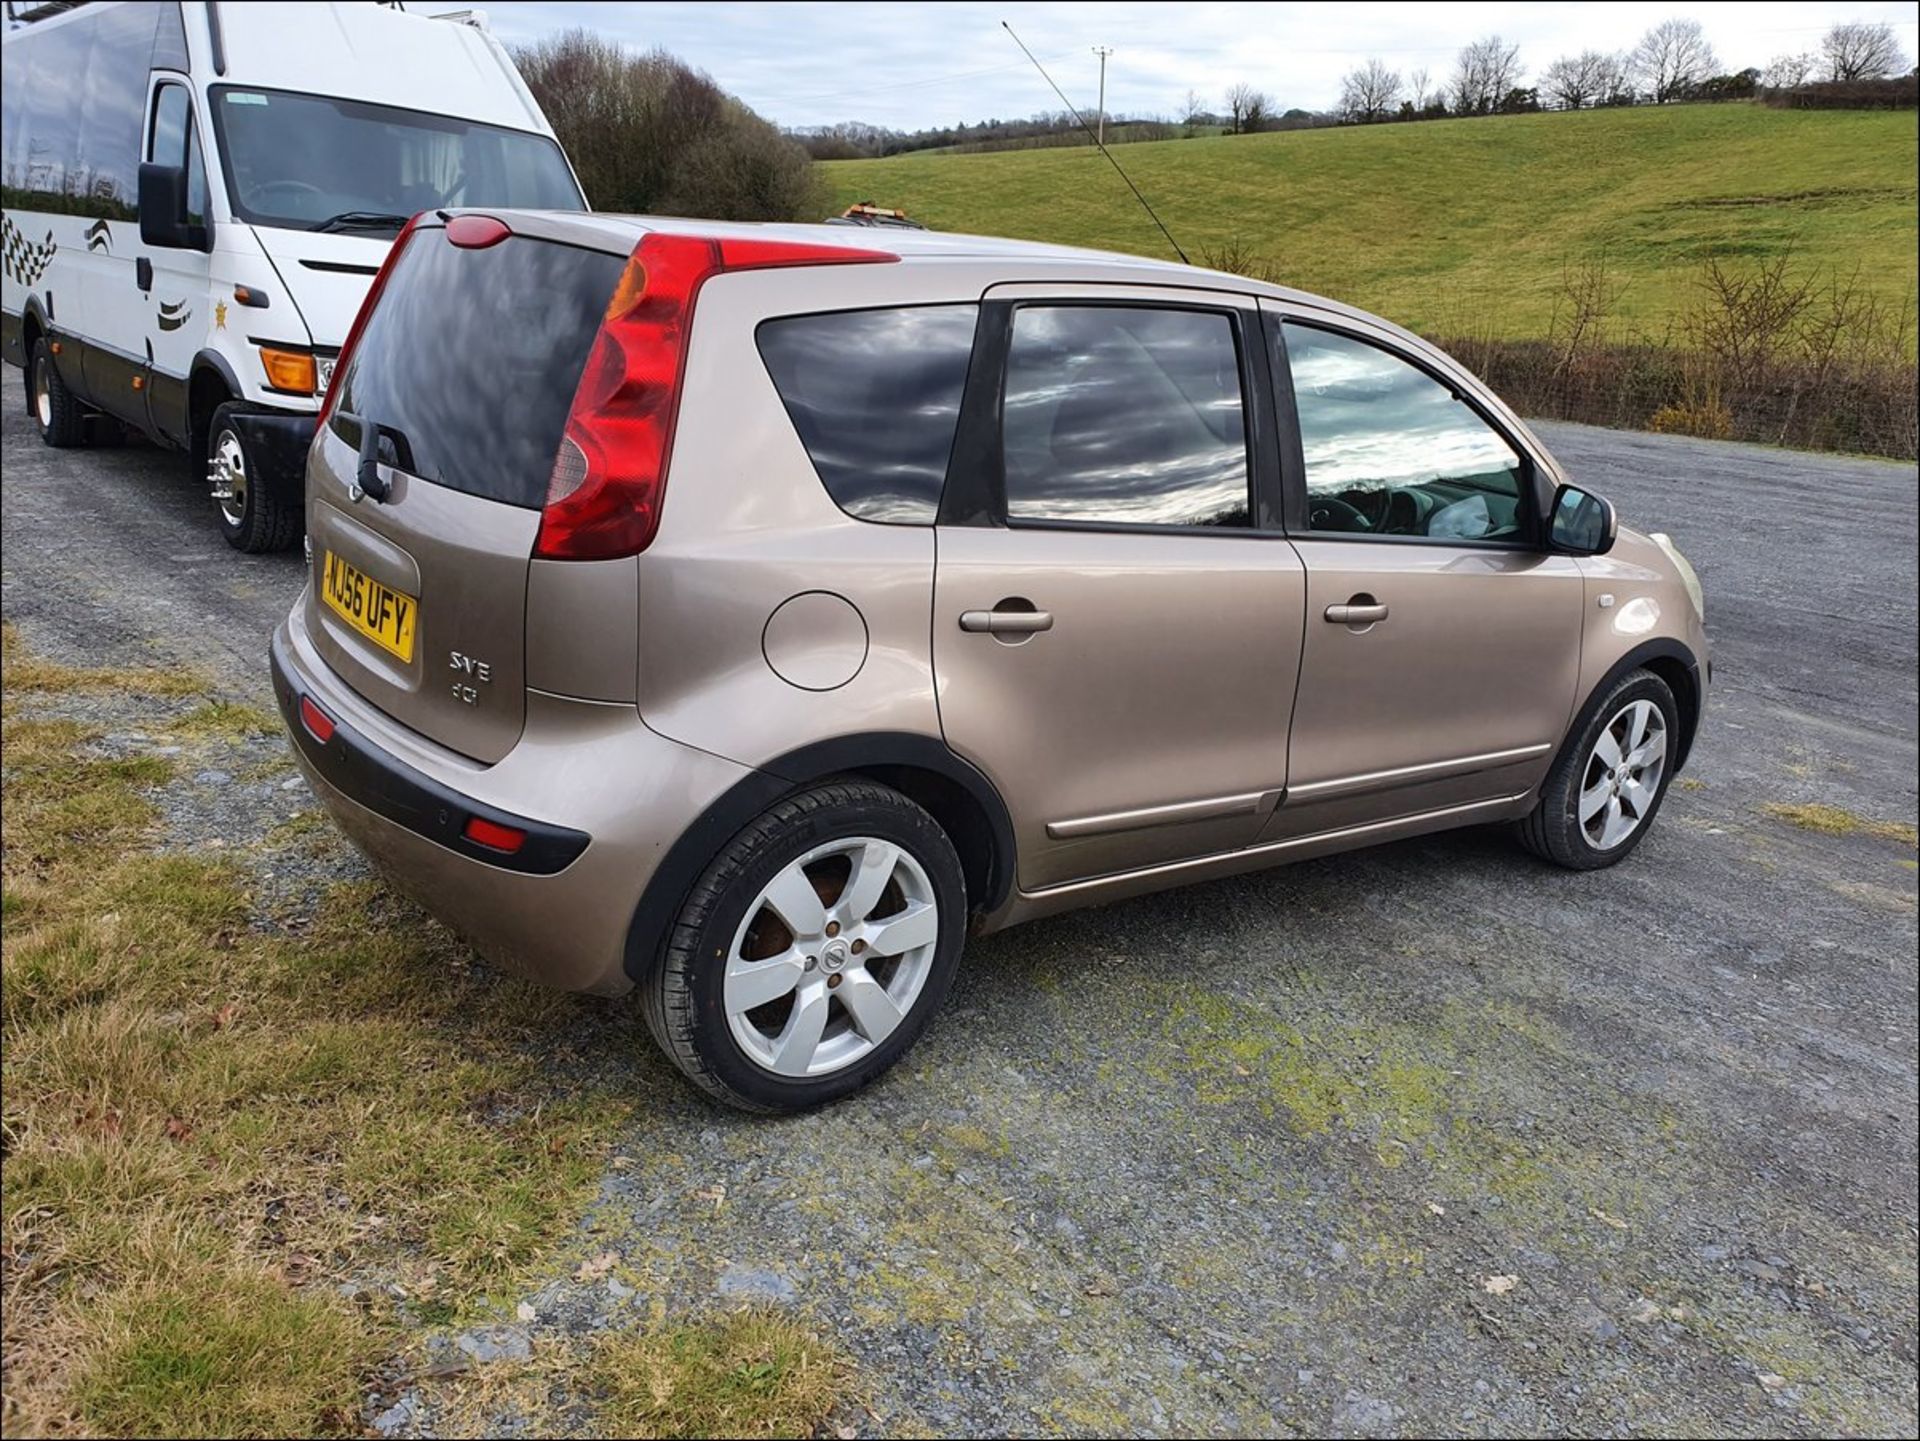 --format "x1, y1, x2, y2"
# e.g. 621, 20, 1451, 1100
933, 286, 1305, 892
1261, 304, 1584, 841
